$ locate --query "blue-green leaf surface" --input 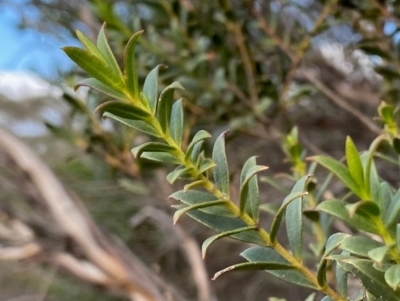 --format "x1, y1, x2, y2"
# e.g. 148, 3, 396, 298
124, 30, 143, 100
96, 101, 151, 120
202, 226, 257, 259
103, 112, 161, 137
75, 78, 128, 101
170, 99, 184, 146
212, 130, 230, 196
157, 82, 184, 134
241, 246, 317, 288
143, 64, 164, 114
